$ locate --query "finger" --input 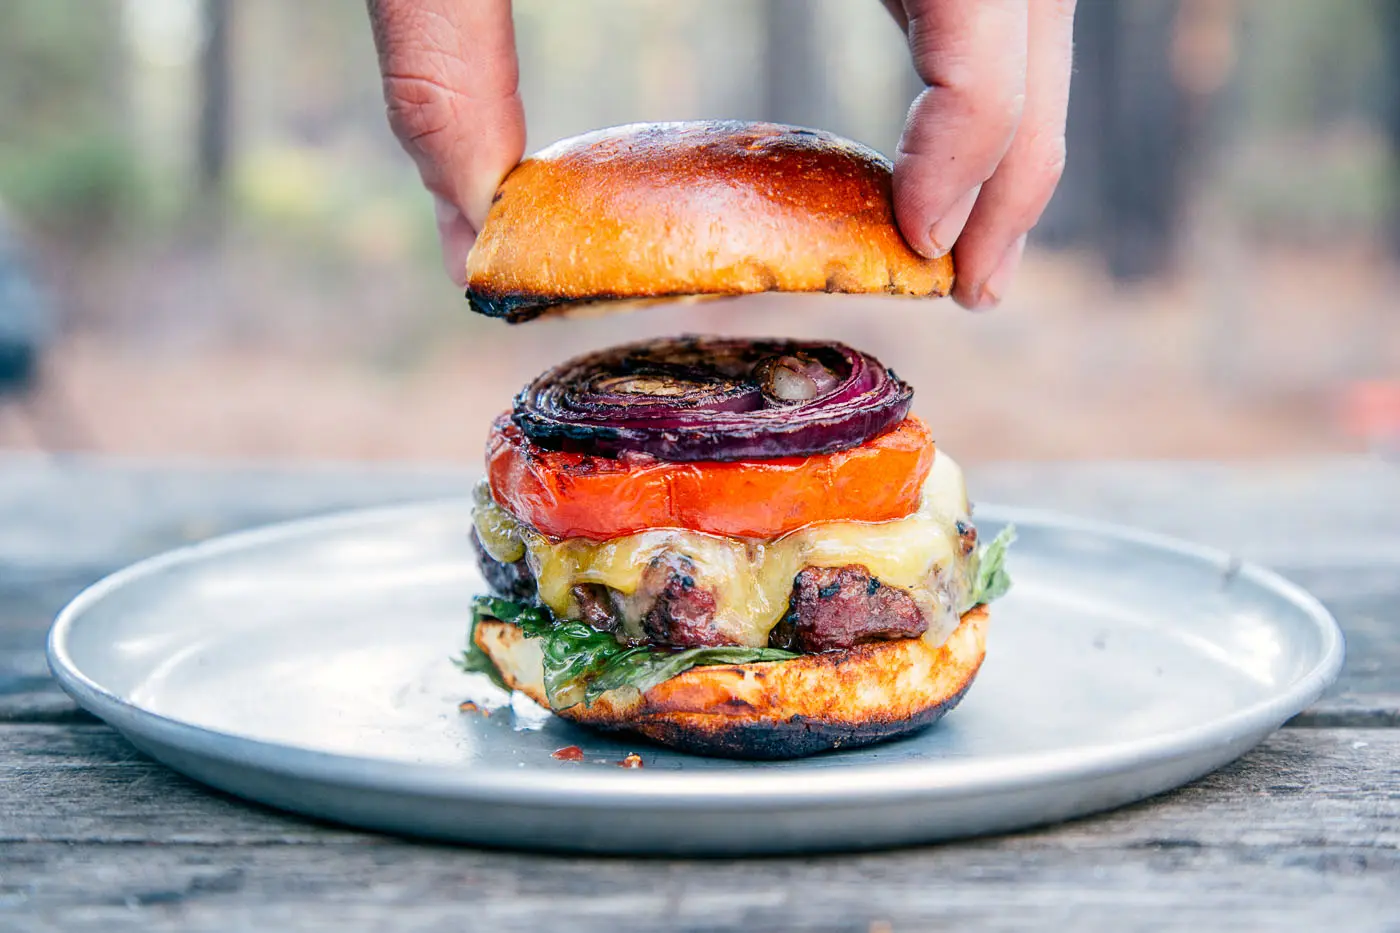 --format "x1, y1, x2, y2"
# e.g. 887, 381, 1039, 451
434, 196, 478, 287
367, 0, 526, 274
877, 0, 909, 32
952, 0, 1075, 308
892, 0, 1028, 259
